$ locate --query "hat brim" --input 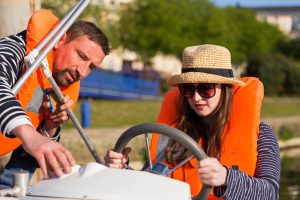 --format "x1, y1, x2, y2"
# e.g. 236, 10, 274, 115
167, 72, 245, 86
